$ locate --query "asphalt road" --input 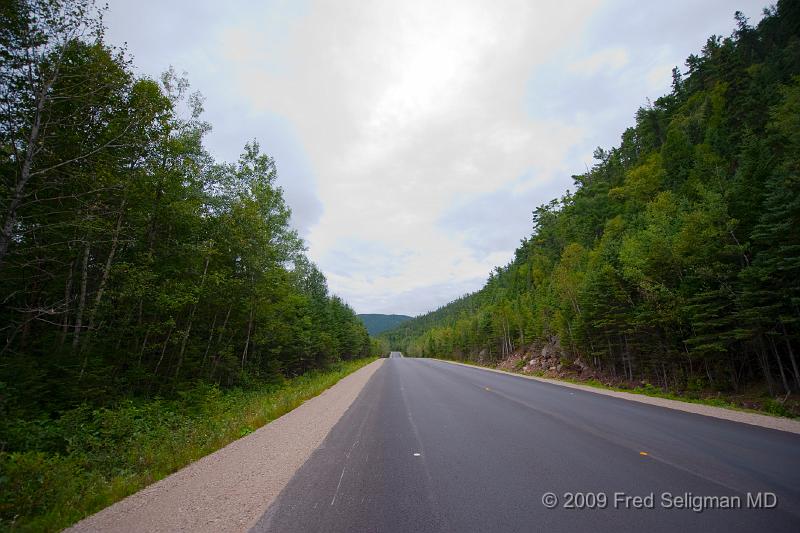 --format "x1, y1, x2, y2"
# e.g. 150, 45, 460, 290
253, 356, 800, 532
